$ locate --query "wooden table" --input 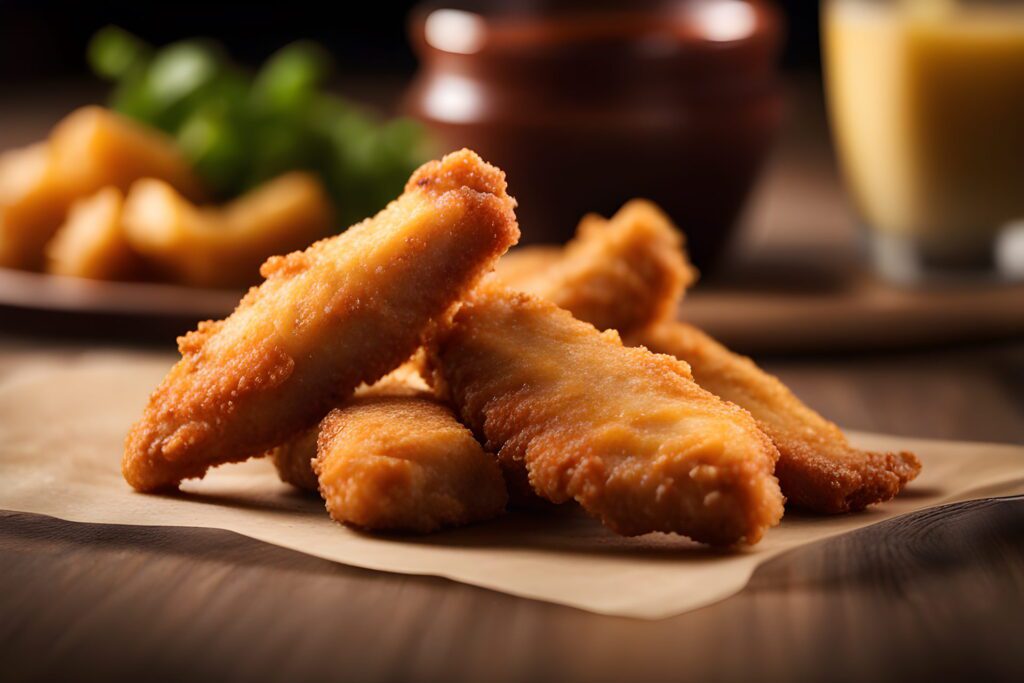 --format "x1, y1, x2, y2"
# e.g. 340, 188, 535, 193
2, 81, 1024, 682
